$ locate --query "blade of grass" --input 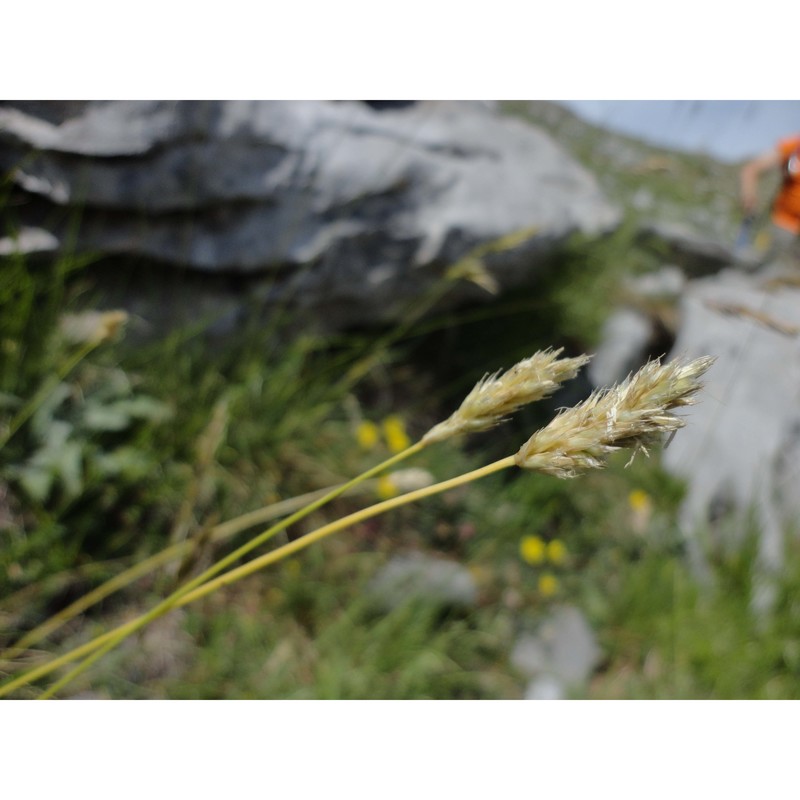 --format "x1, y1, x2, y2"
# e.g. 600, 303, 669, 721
0, 442, 425, 697
33, 455, 516, 699
1, 478, 387, 660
